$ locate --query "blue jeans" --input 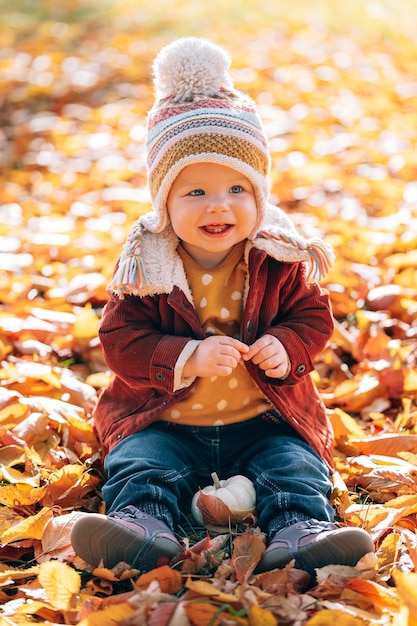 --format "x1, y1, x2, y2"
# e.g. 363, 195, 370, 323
103, 414, 334, 535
